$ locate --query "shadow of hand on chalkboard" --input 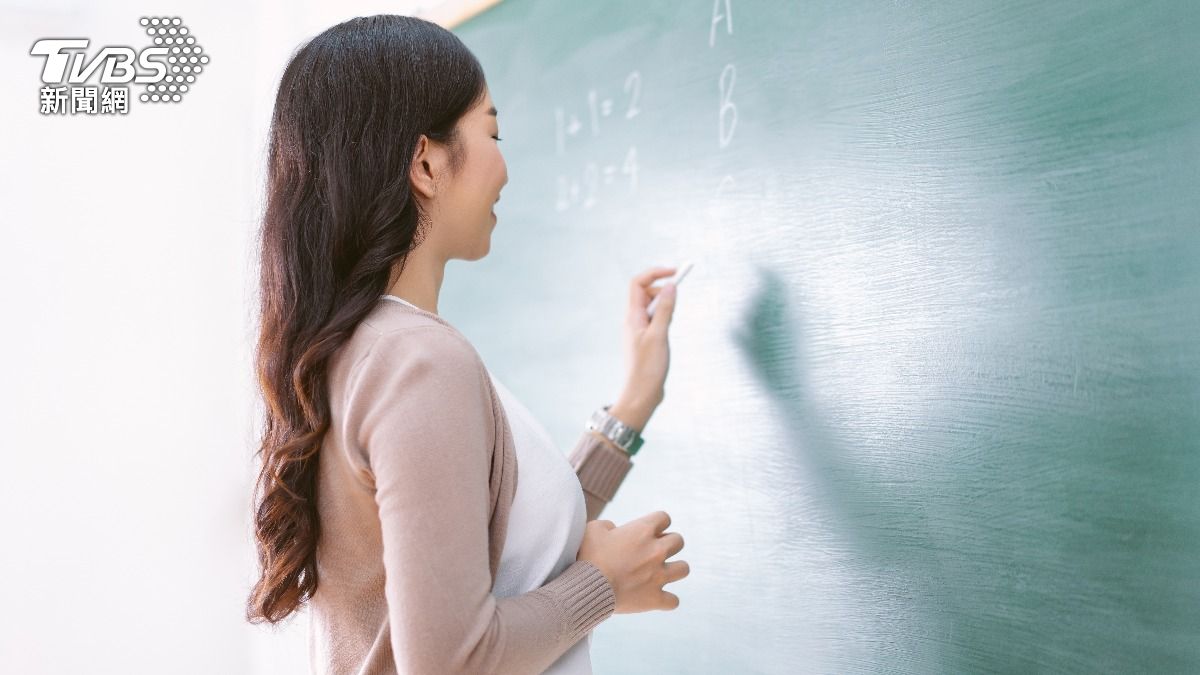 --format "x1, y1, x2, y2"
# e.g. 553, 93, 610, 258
731, 265, 953, 666
730, 267, 886, 543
